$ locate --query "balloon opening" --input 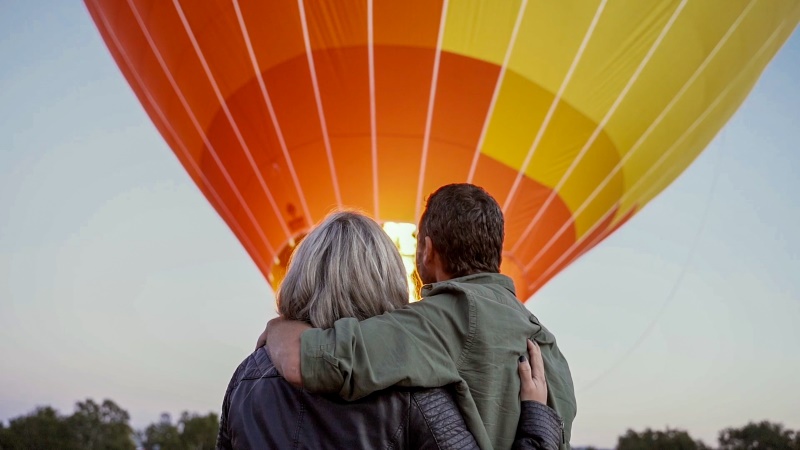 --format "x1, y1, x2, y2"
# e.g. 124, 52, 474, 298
382, 222, 421, 303
268, 221, 421, 302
